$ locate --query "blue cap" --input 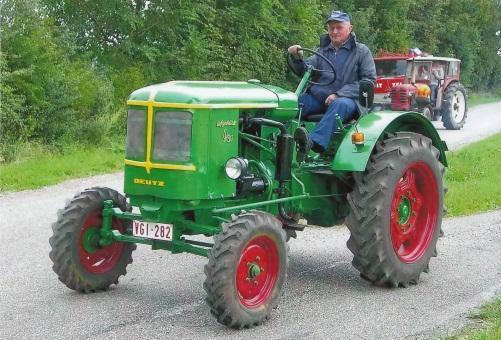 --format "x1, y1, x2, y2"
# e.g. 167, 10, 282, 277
325, 11, 351, 24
